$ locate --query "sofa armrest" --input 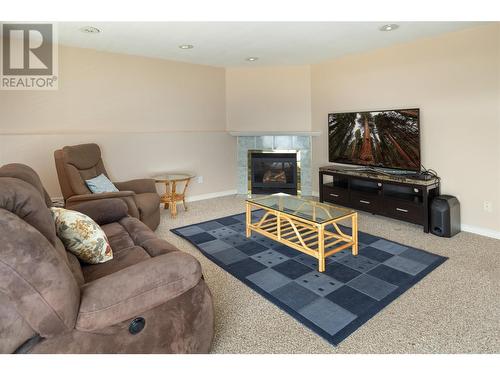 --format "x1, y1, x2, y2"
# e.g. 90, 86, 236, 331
67, 198, 129, 225
76, 252, 202, 331
114, 179, 157, 194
